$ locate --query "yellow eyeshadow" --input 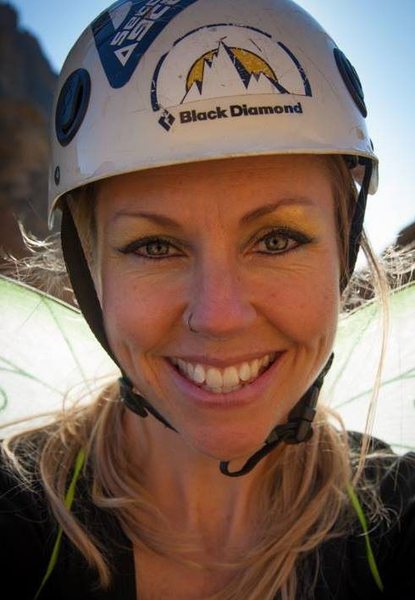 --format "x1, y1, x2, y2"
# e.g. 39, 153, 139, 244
257, 206, 322, 235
